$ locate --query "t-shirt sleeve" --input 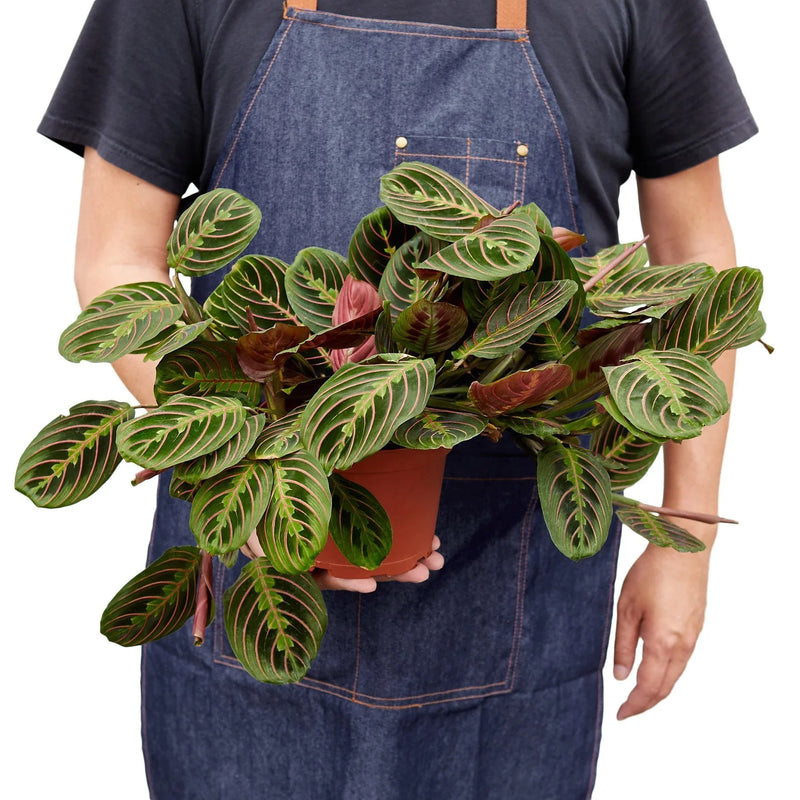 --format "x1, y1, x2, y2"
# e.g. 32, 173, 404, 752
38, 0, 203, 195
627, 0, 757, 178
